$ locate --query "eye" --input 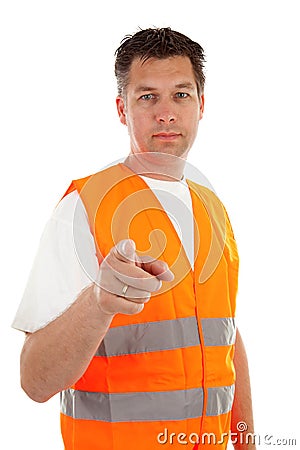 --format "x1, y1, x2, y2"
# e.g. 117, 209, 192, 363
175, 92, 189, 99
140, 93, 156, 101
